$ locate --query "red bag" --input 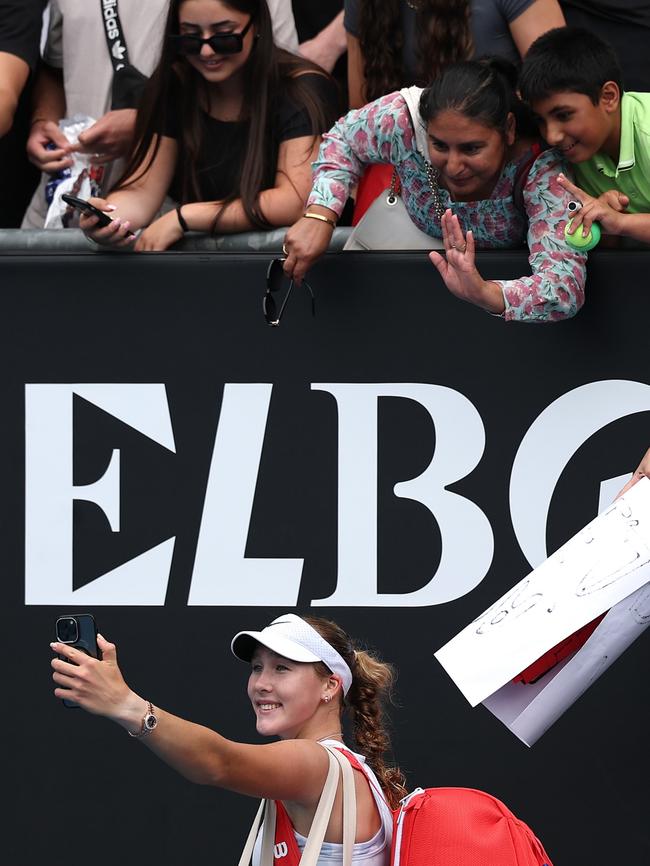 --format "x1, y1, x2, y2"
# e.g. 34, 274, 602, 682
351, 164, 394, 225
391, 787, 553, 866
269, 749, 554, 866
